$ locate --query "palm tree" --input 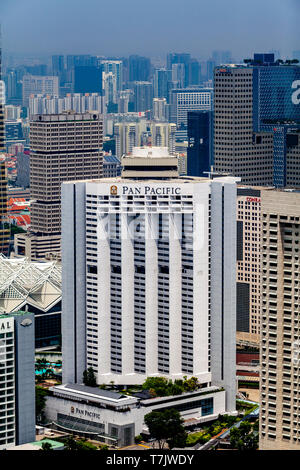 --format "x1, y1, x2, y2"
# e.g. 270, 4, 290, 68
35, 358, 45, 373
